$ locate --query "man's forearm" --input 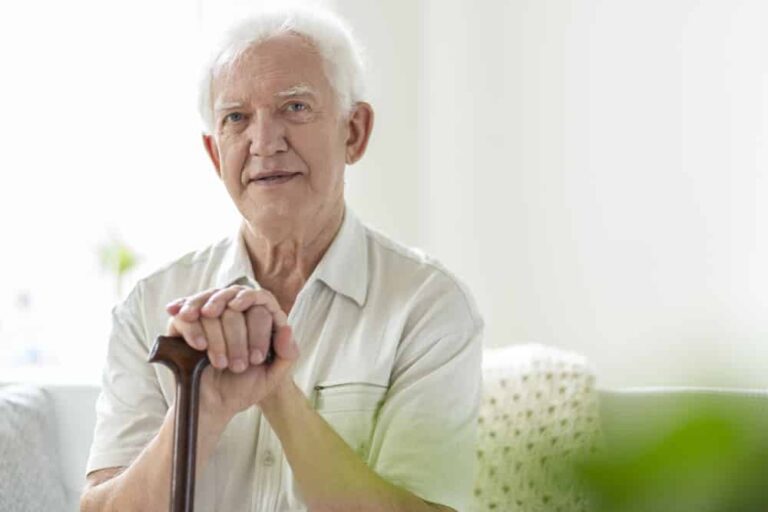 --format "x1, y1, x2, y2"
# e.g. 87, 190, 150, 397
81, 404, 230, 512
260, 380, 450, 512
